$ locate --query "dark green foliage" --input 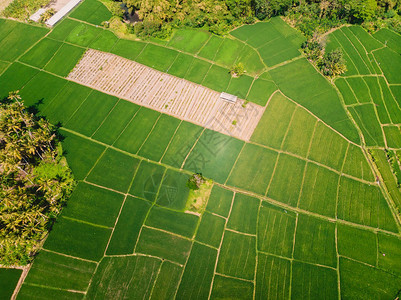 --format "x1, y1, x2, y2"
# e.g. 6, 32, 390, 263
187, 173, 206, 190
